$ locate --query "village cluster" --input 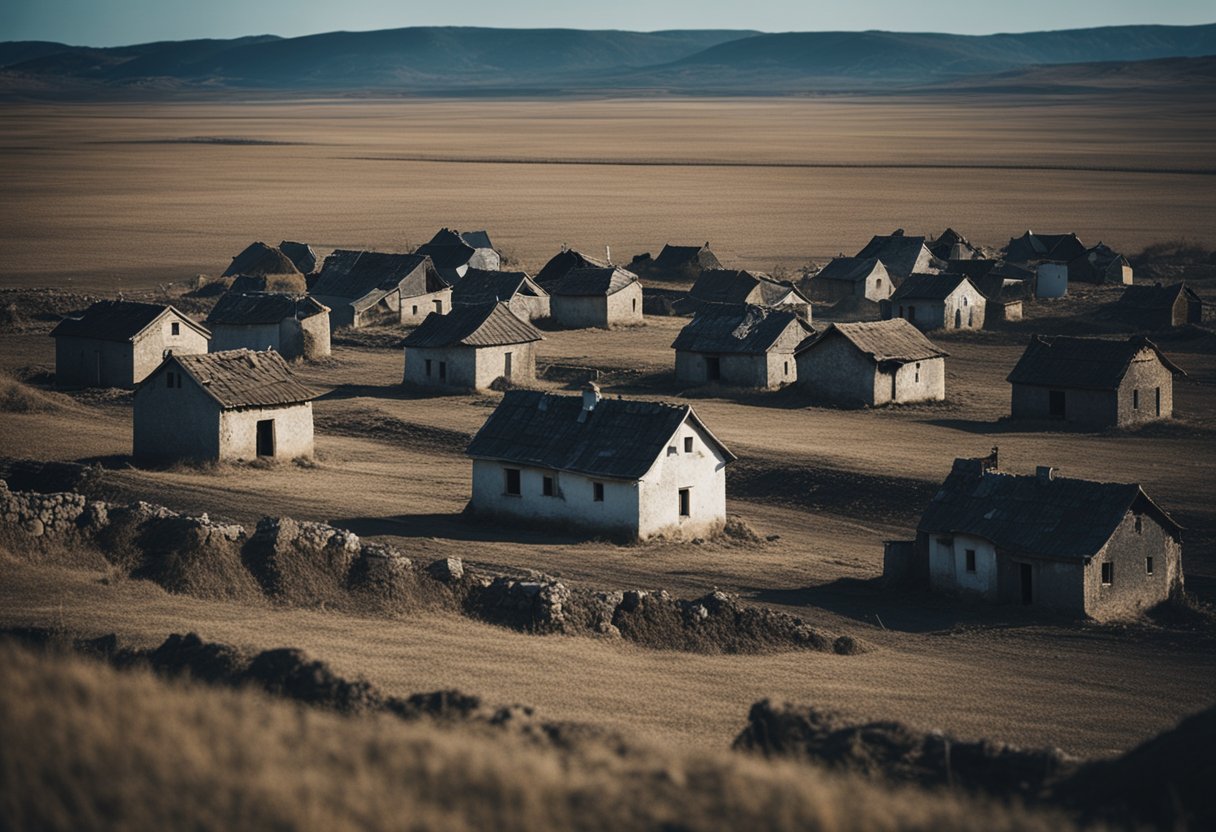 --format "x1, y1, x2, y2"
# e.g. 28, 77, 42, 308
47, 226, 1200, 621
